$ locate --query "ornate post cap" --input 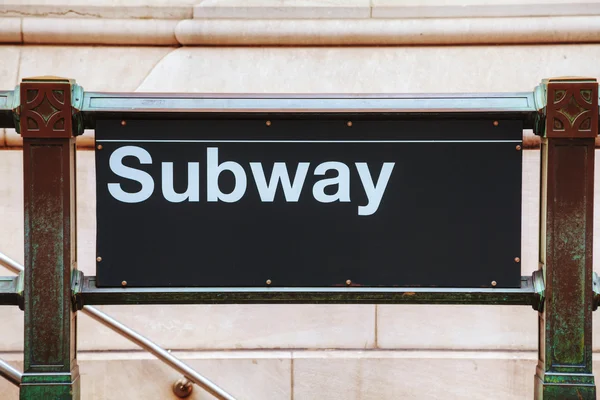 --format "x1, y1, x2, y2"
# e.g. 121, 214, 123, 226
539, 77, 598, 138
16, 76, 83, 138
